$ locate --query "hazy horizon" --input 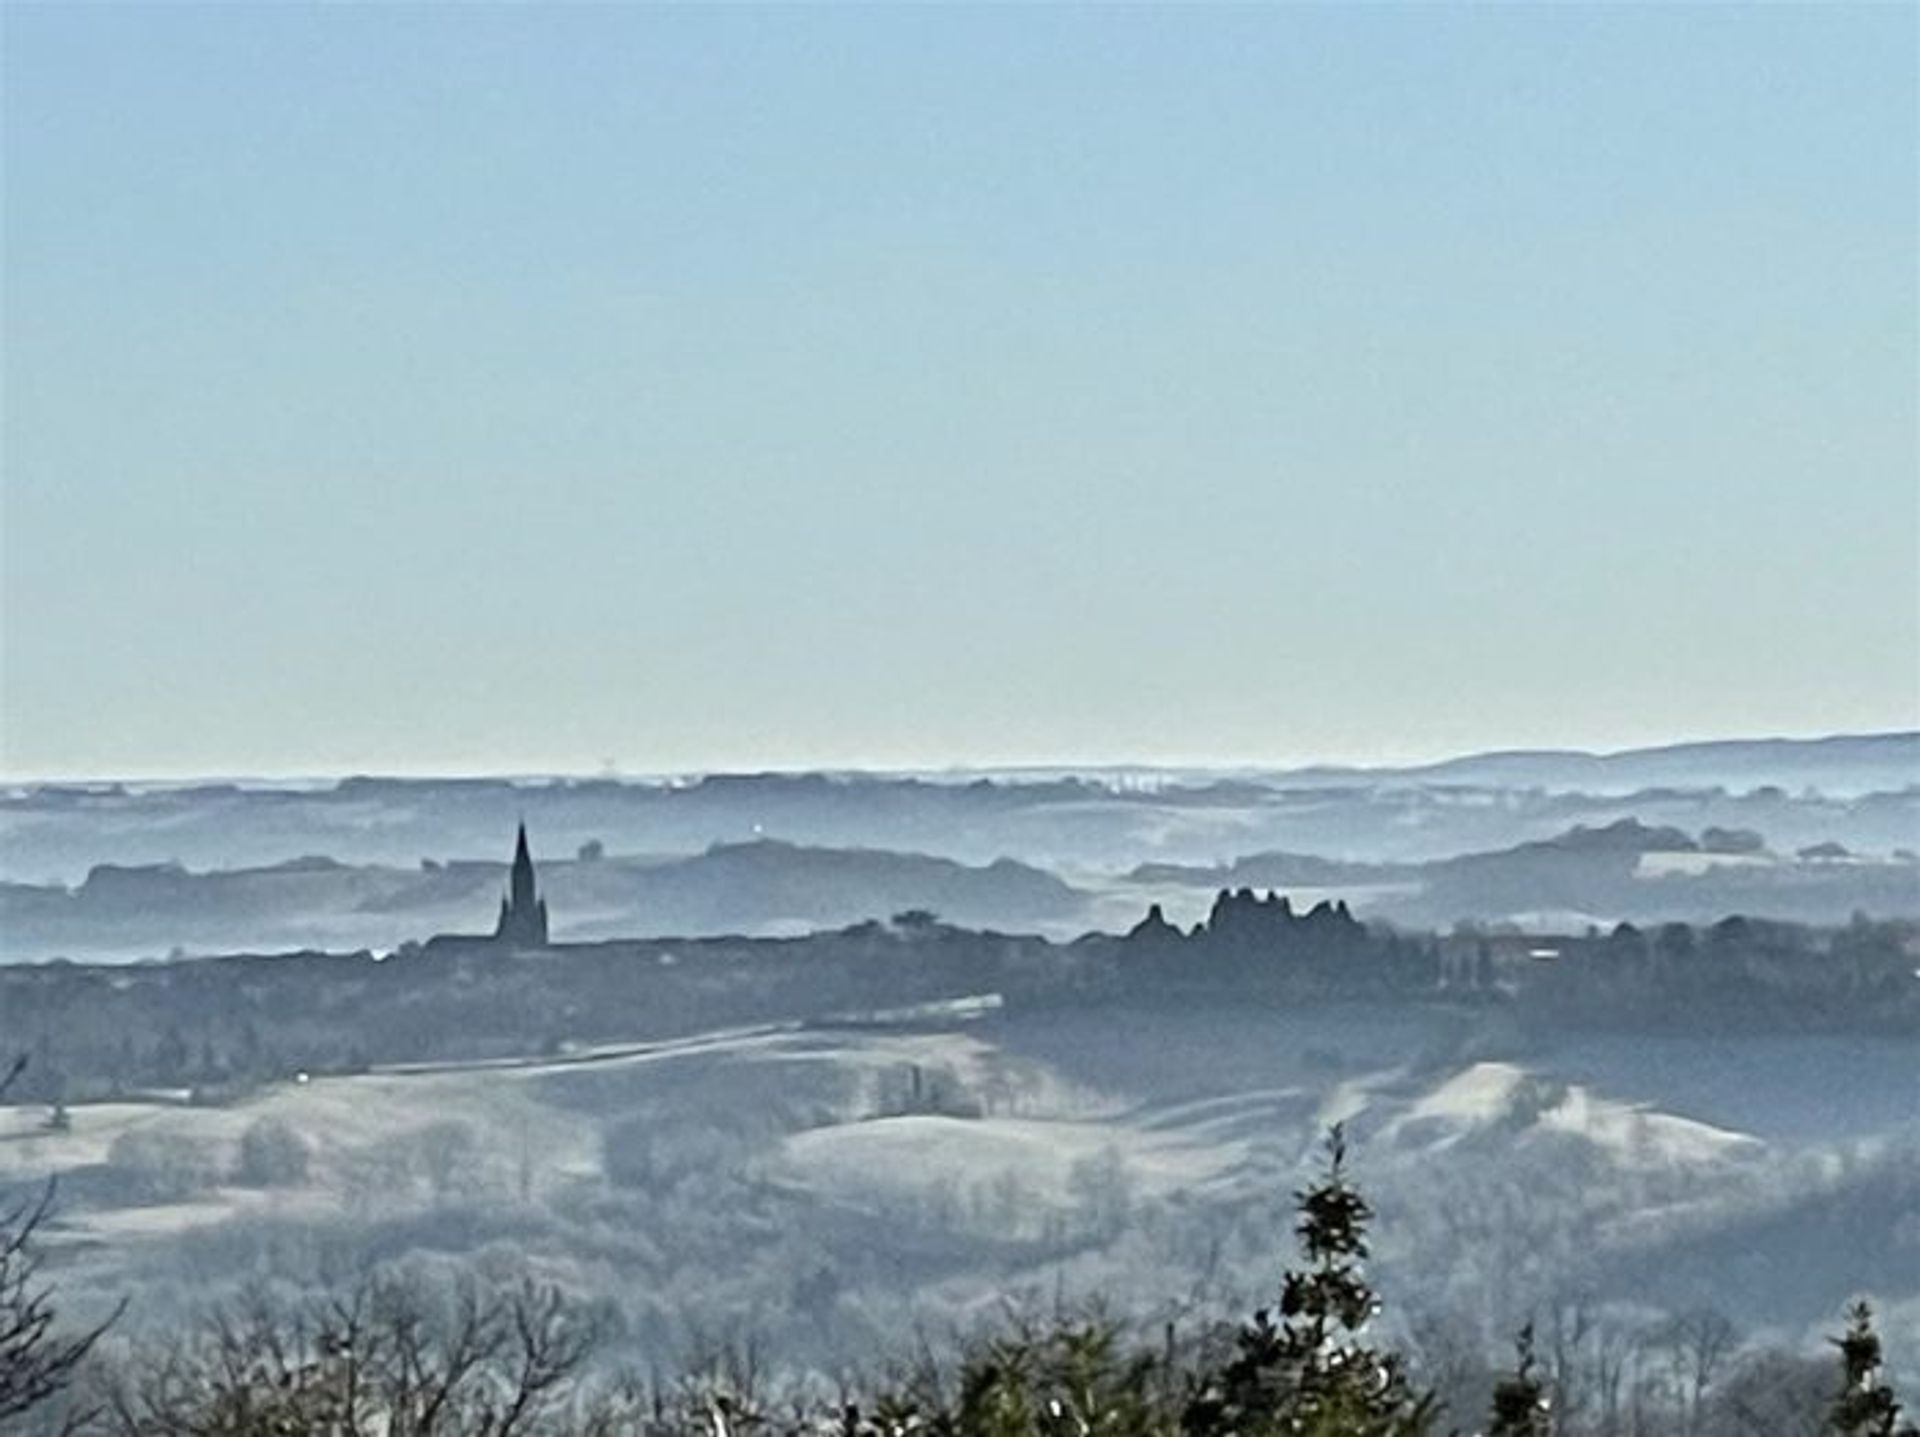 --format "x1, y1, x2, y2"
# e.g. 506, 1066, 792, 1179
1, 724, 1913, 789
